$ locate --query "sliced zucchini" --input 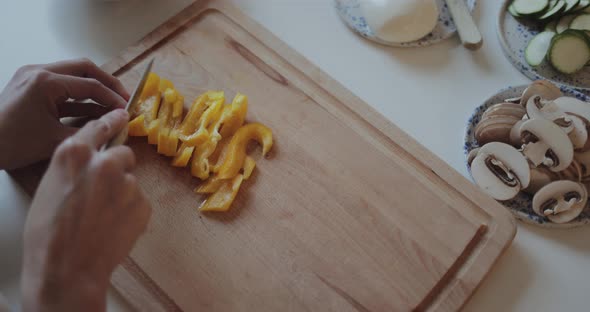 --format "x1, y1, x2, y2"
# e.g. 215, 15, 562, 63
540, 0, 567, 19
570, 13, 590, 30
564, 0, 582, 12
573, 0, 590, 11
509, 3, 522, 17
526, 31, 557, 66
548, 30, 590, 73
545, 20, 559, 31
557, 14, 578, 32
513, 0, 550, 15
